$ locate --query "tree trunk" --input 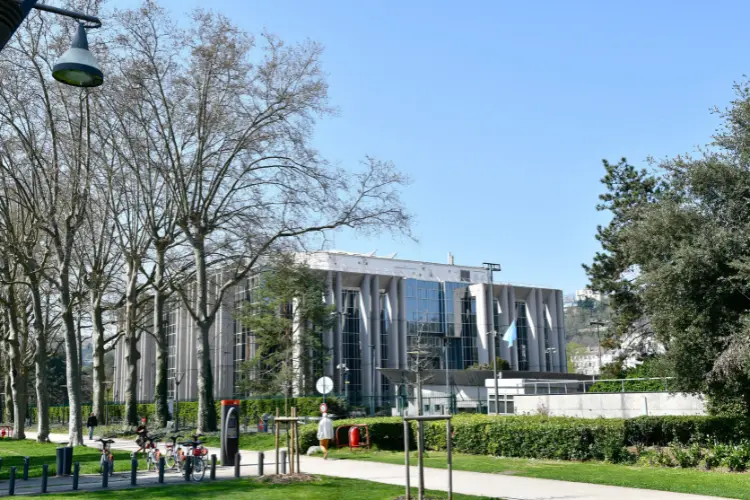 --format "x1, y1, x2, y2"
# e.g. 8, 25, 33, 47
124, 258, 141, 427
7, 328, 26, 439
153, 245, 169, 427
91, 297, 107, 426
29, 278, 49, 442
194, 245, 216, 432
61, 300, 83, 446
